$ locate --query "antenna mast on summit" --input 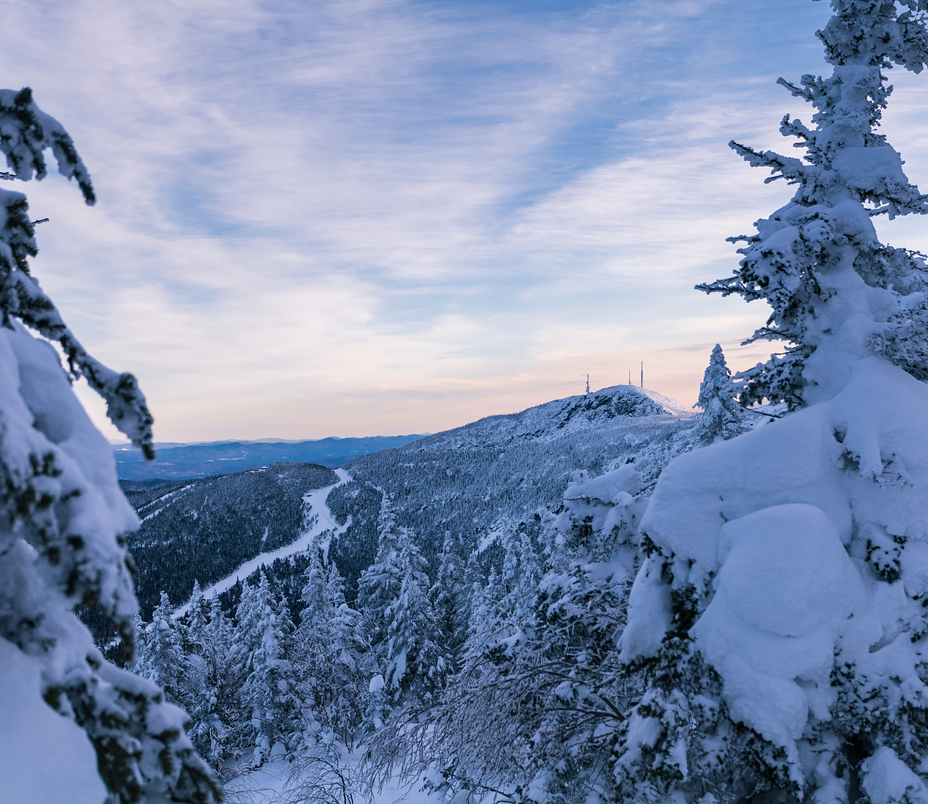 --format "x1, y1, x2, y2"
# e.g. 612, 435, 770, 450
585, 374, 590, 395
641, 361, 644, 389
628, 369, 631, 385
